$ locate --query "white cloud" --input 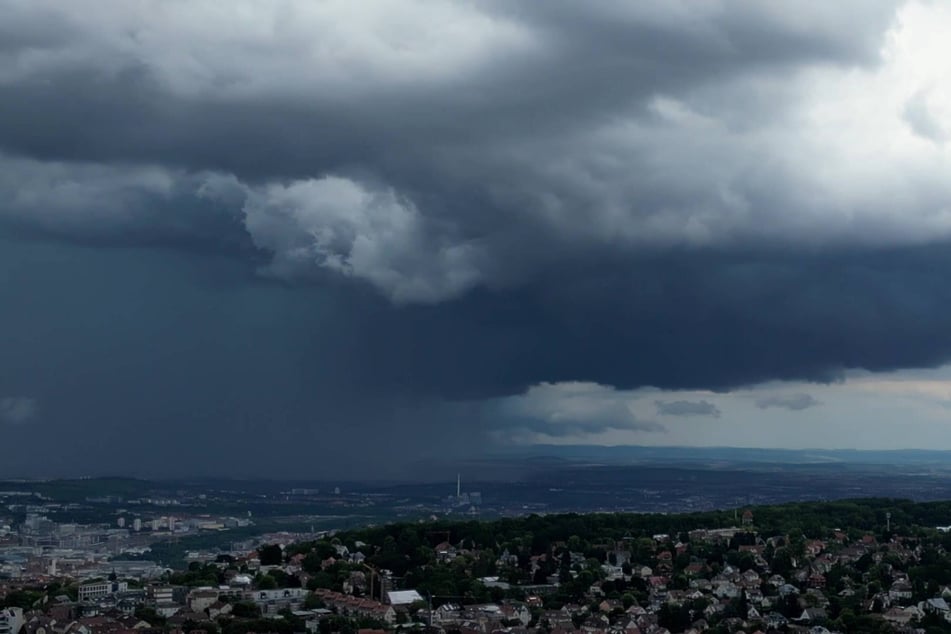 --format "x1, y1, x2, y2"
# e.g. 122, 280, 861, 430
242, 176, 485, 303
489, 381, 665, 441
495, 365, 951, 449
